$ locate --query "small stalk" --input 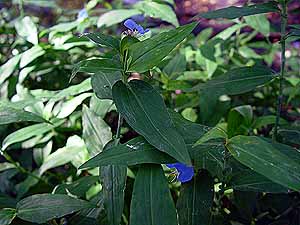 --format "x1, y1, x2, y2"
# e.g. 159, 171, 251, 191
115, 114, 123, 146
273, 1, 288, 141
